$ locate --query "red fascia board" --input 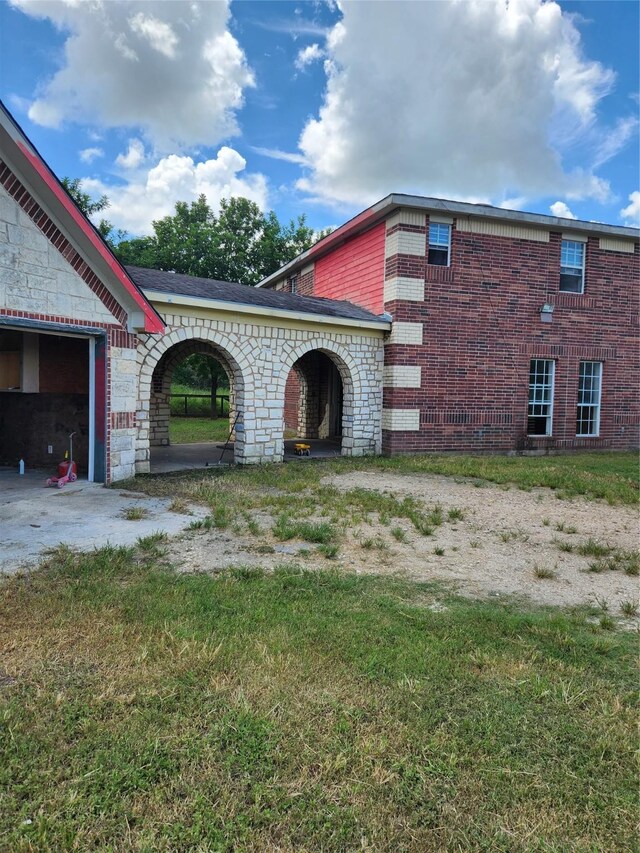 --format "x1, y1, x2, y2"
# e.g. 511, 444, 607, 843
17, 141, 165, 333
